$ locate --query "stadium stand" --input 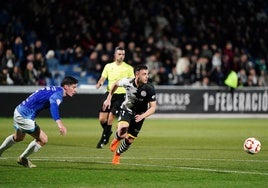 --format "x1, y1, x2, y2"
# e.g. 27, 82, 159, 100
0, 0, 267, 87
